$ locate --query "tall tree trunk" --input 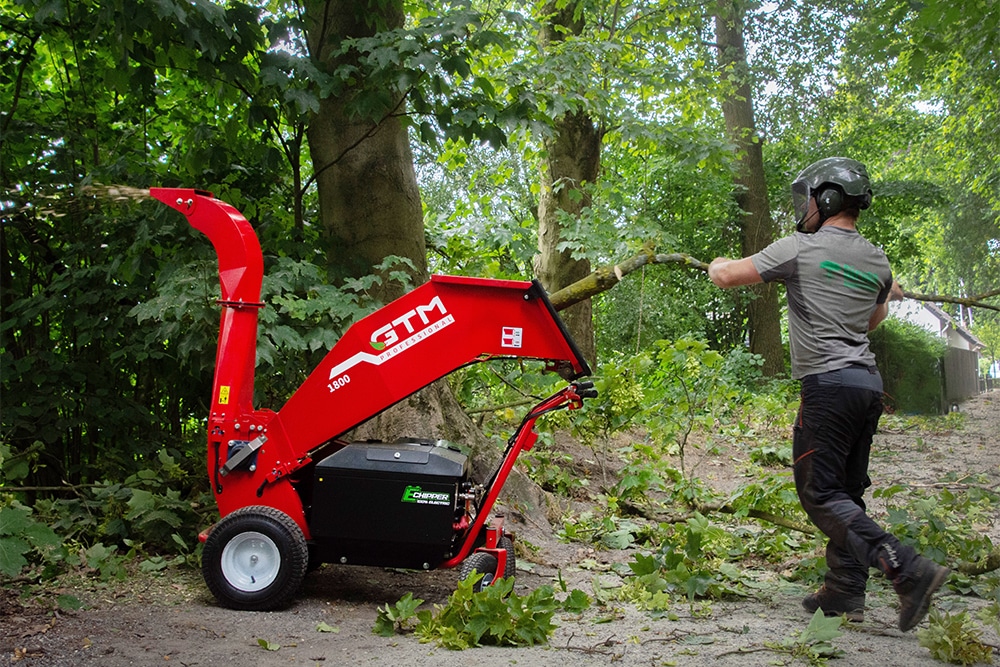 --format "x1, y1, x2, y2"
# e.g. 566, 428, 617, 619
534, 2, 601, 366
715, 2, 784, 377
304, 0, 426, 299
535, 111, 601, 366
